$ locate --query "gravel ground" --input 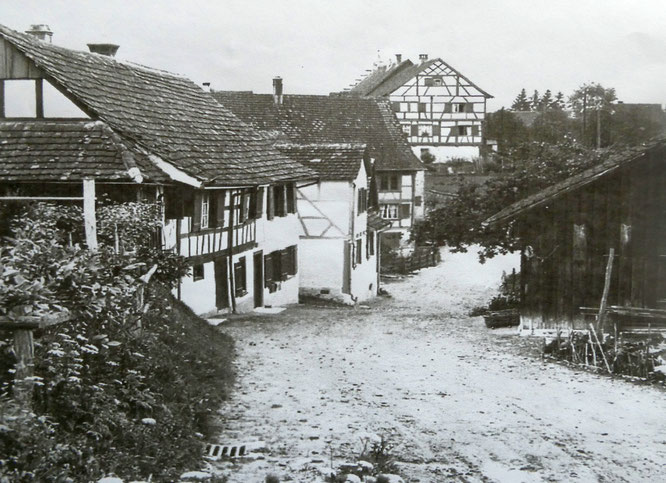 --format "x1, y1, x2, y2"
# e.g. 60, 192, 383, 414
211, 249, 666, 482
